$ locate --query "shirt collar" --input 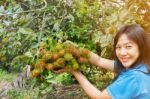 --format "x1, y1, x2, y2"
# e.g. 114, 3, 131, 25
134, 64, 149, 73
123, 64, 149, 73
123, 64, 148, 73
